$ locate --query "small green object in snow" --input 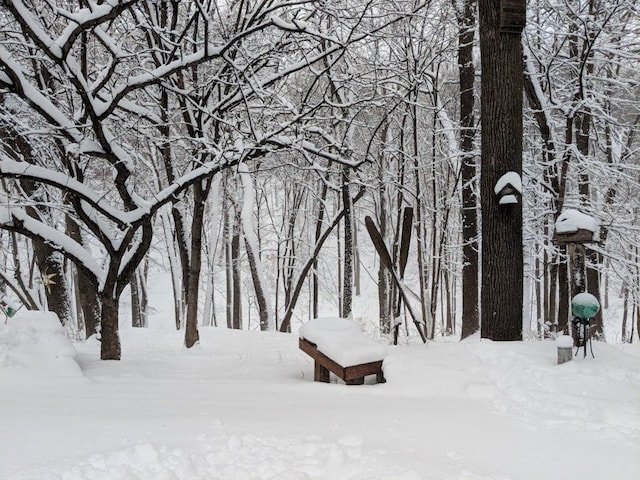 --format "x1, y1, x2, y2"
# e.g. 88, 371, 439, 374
571, 293, 600, 320
6, 306, 16, 317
